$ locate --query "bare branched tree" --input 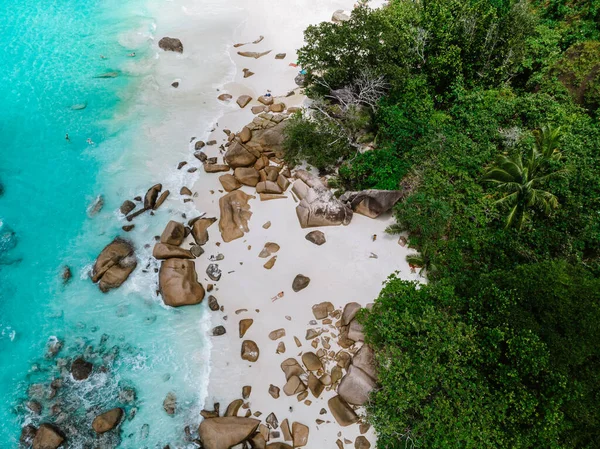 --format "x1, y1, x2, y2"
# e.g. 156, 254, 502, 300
409, 26, 428, 65
314, 69, 388, 112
